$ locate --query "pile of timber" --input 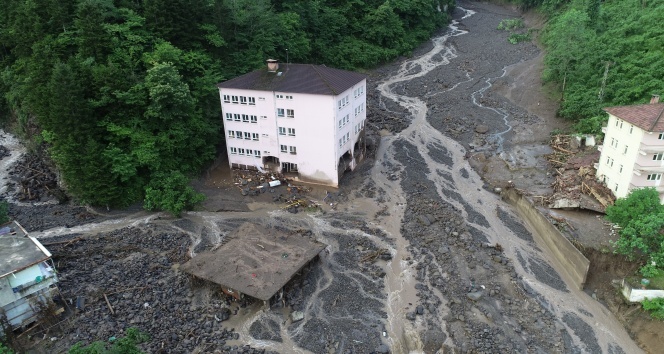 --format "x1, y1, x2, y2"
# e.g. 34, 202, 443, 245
543, 135, 615, 212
